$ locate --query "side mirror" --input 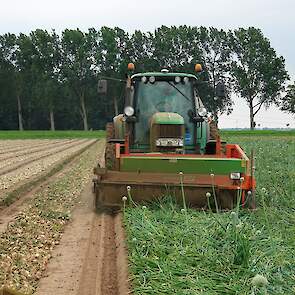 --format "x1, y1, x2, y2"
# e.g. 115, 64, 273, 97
215, 81, 226, 98
97, 79, 107, 94
187, 109, 204, 123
